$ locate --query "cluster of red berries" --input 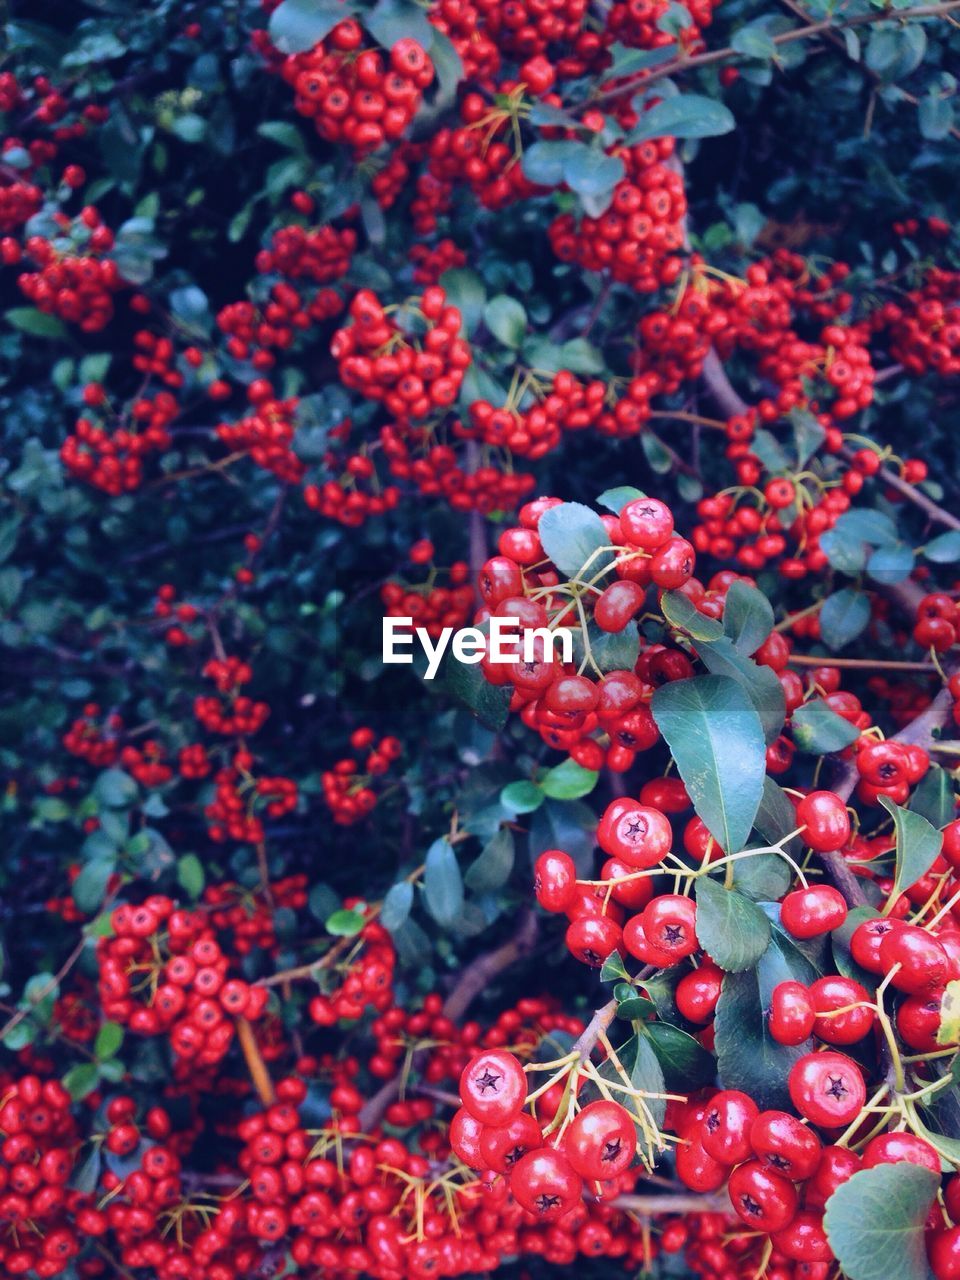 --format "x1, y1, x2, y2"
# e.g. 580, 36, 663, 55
62, 705, 122, 767
380, 550, 474, 638
853, 735, 930, 806
914, 590, 960, 653
380, 421, 537, 511
203, 875, 309, 954
153, 583, 201, 647
883, 268, 960, 377
549, 139, 686, 292
476, 494, 695, 765
216, 283, 341, 366
0, 1076, 79, 1278
204, 751, 298, 844
96, 897, 269, 1068
321, 728, 402, 825
409, 237, 466, 285
303, 418, 401, 527
277, 21, 434, 155
118, 741, 173, 788
0, 178, 42, 234
60, 391, 177, 495
331, 286, 471, 420
216, 383, 306, 483
425, 88, 547, 211
17, 233, 123, 332
454, 1048, 639, 1223
256, 221, 357, 284
308, 916, 396, 1025
194, 658, 270, 736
